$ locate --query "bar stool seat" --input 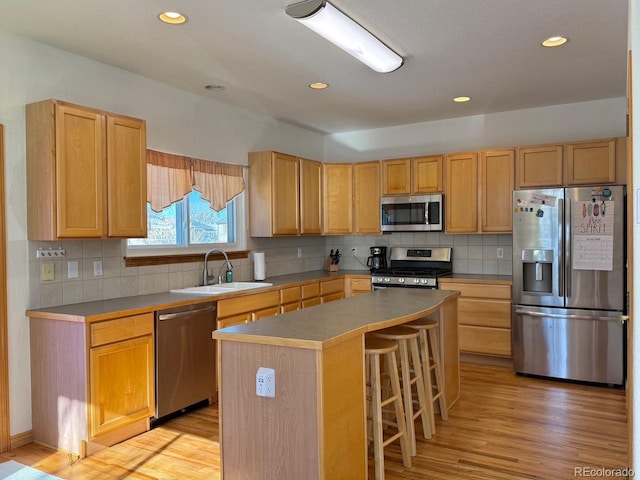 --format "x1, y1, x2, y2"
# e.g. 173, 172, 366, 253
365, 336, 411, 480
371, 326, 432, 456
406, 317, 447, 435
